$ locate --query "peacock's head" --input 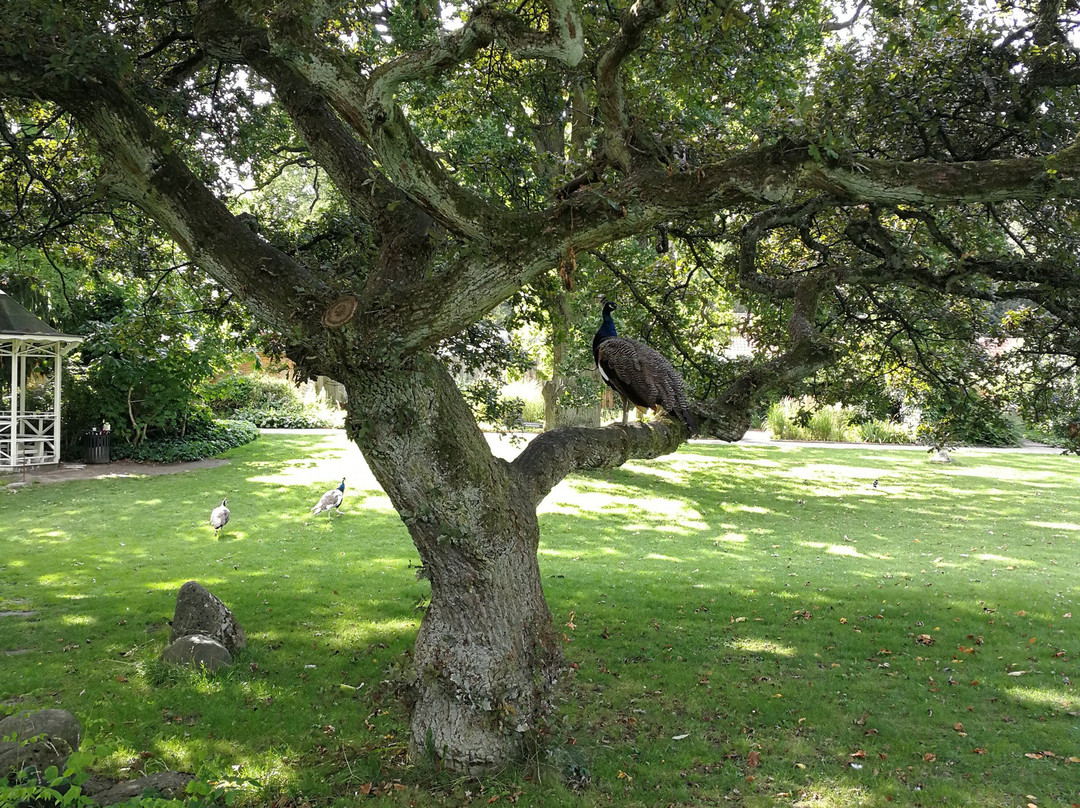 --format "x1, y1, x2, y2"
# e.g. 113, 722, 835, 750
600, 298, 618, 317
